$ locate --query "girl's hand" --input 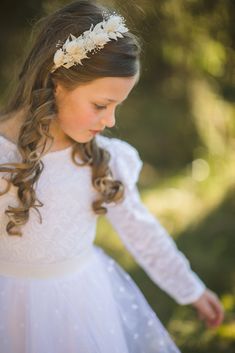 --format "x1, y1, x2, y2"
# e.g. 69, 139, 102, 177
191, 288, 224, 328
